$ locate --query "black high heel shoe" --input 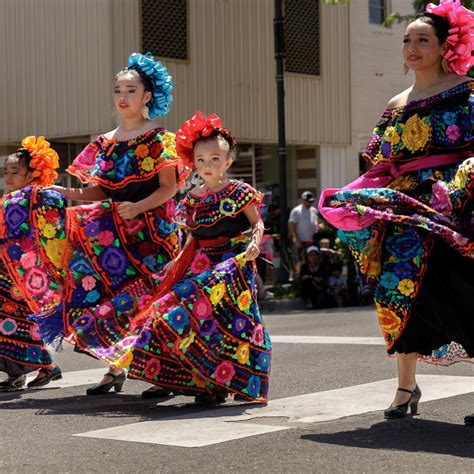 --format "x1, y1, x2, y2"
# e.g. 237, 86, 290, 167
384, 384, 421, 419
0, 374, 26, 392
86, 371, 126, 396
